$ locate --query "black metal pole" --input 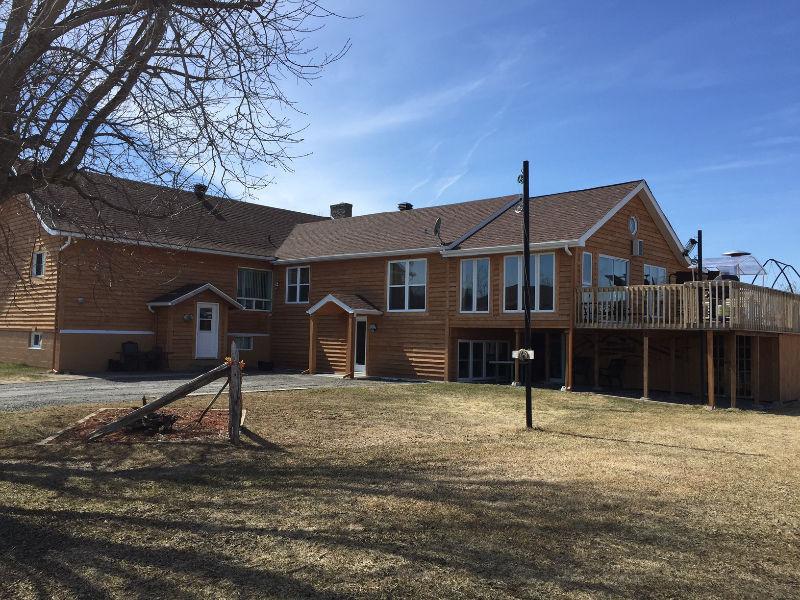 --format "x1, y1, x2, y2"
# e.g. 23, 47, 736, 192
522, 160, 533, 429
698, 229, 705, 402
